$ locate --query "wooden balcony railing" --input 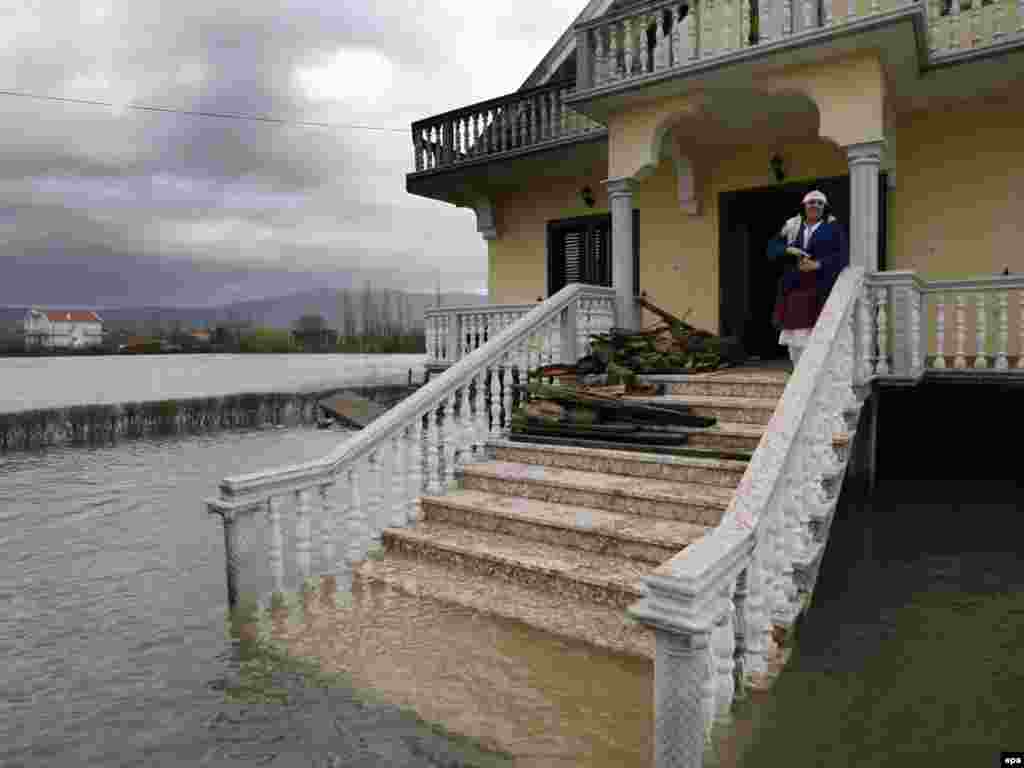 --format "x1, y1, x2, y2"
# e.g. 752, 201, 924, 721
410, 80, 605, 173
